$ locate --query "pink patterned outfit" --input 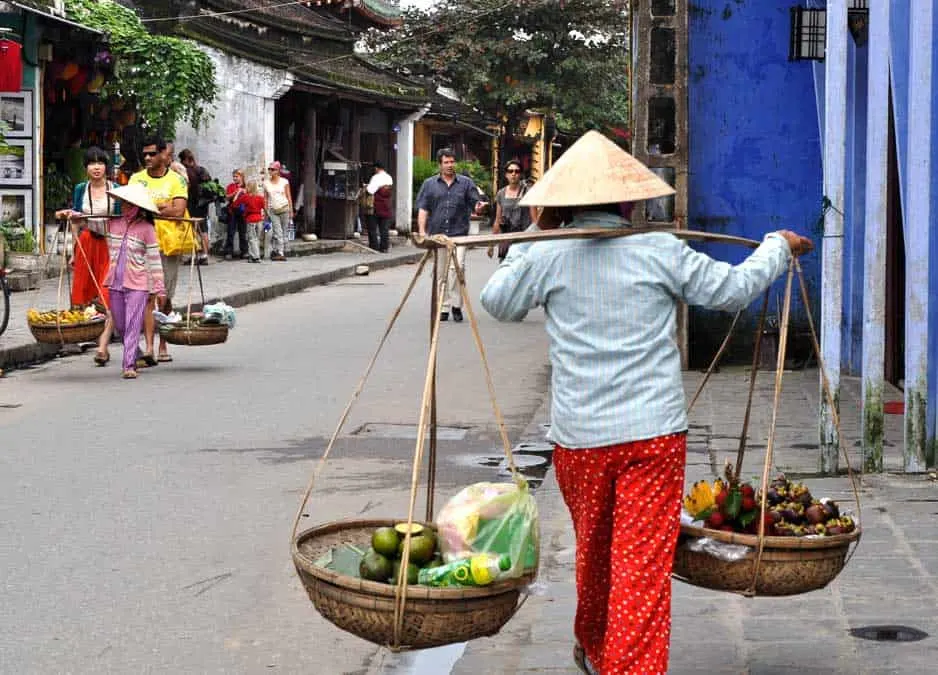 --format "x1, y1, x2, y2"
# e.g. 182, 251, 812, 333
87, 213, 165, 371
